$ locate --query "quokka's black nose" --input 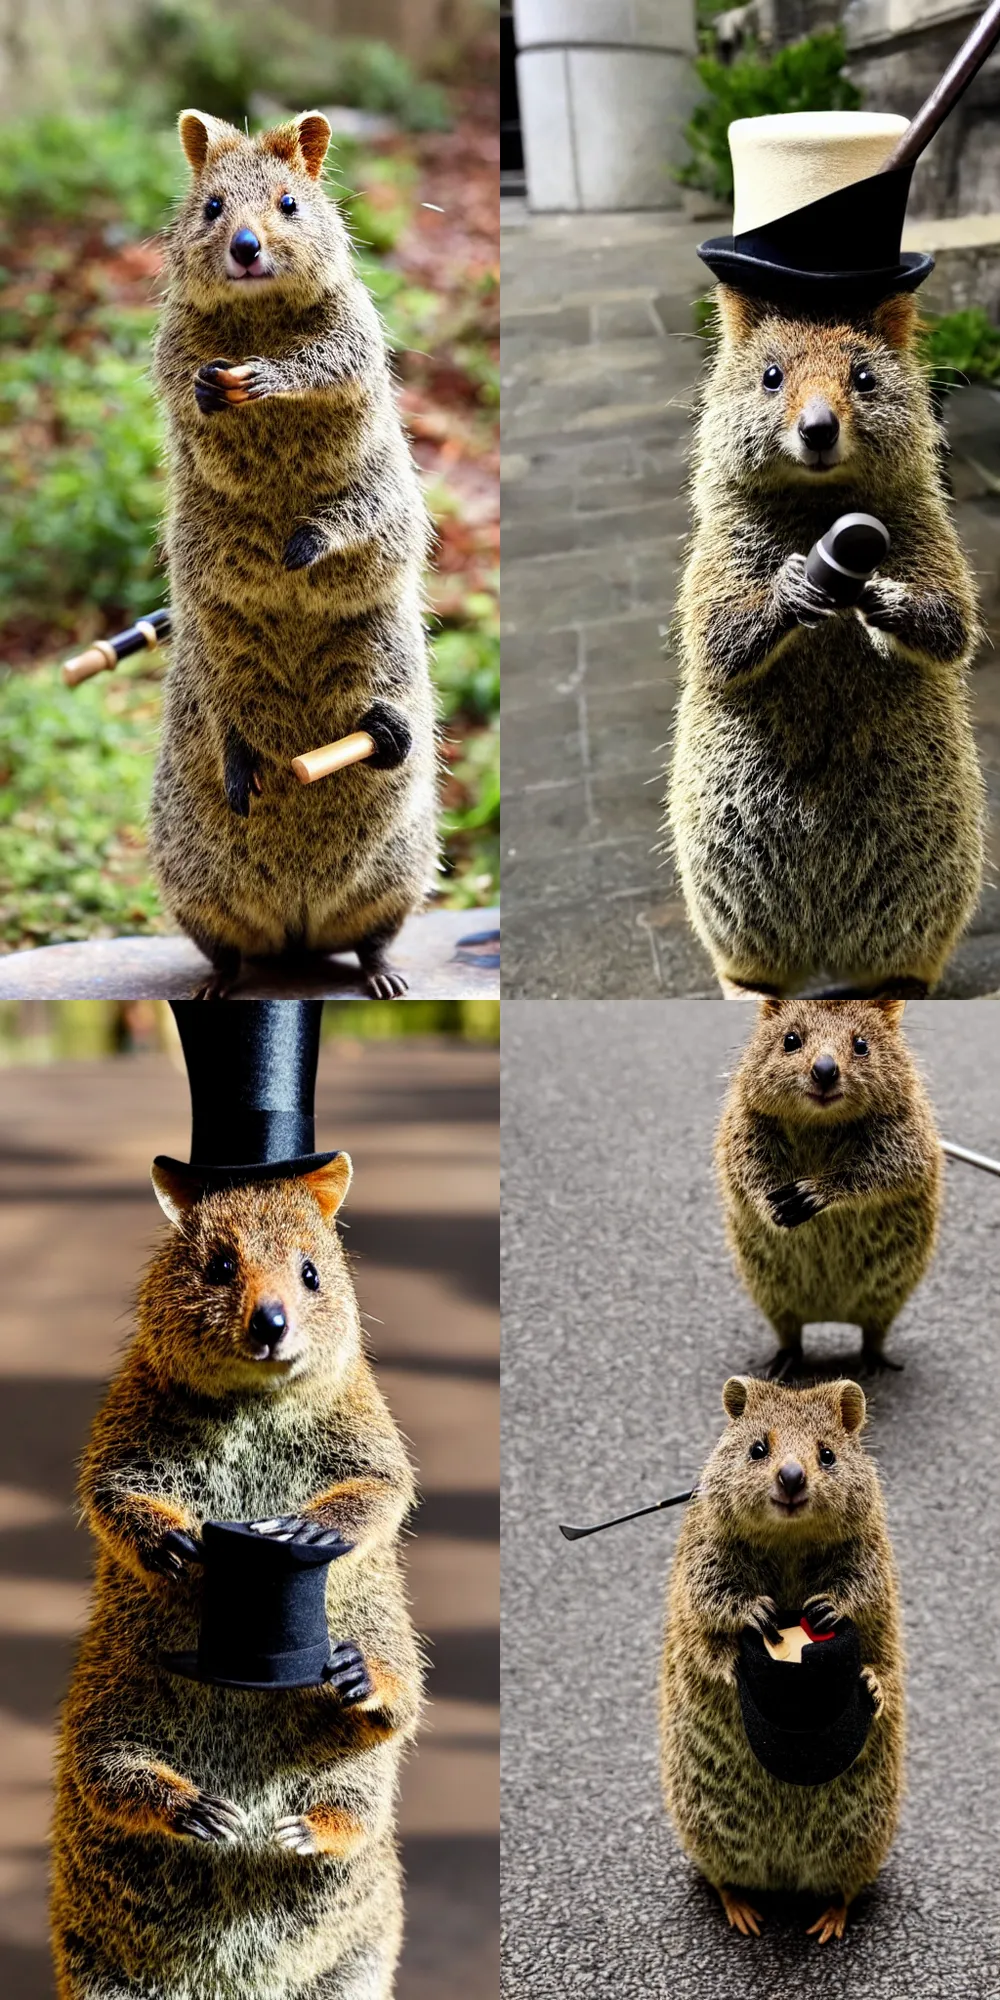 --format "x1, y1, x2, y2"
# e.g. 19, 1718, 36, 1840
249, 1300, 287, 1353
777, 1459, 806, 1497
797, 402, 840, 452
230, 229, 261, 267
811, 1054, 840, 1092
